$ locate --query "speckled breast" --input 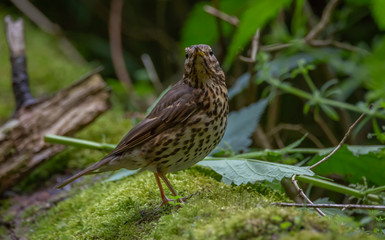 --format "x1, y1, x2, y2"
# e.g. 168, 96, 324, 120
143, 87, 228, 174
